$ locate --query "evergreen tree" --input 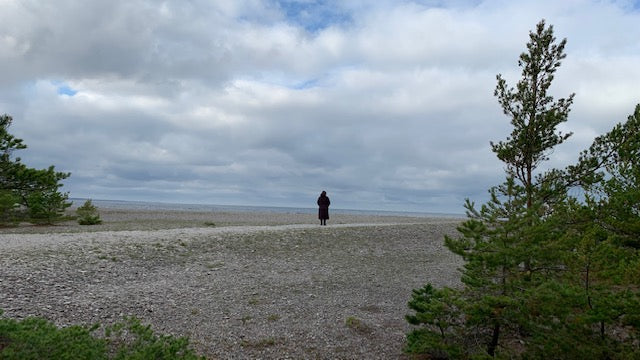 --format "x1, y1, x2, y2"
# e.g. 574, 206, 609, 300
405, 22, 640, 359
76, 199, 102, 225
0, 189, 20, 225
406, 20, 577, 358
493, 19, 574, 209
0, 114, 71, 225
571, 104, 640, 249
452, 19, 573, 356
26, 187, 72, 225
530, 104, 640, 358
406, 104, 640, 358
